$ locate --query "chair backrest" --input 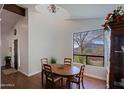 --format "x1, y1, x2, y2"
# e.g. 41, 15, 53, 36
43, 64, 53, 81
79, 65, 85, 82
41, 58, 48, 65
41, 58, 48, 69
64, 58, 72, 64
